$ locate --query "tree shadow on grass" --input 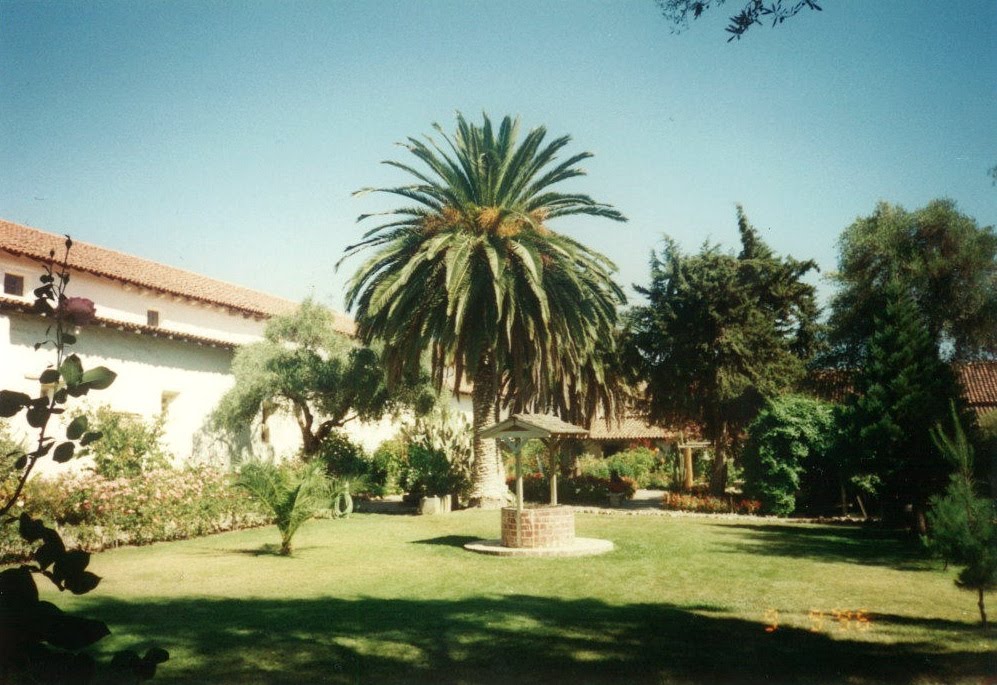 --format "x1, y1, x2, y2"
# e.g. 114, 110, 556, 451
411, 536, 481, 548
81, 594, 994, 685
709, 522, 933, 571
